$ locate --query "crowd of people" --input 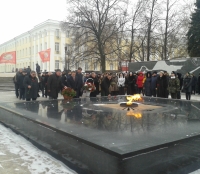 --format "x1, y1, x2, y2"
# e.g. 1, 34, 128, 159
13, 65, 200, 101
